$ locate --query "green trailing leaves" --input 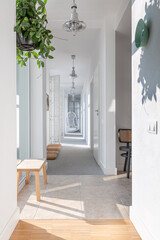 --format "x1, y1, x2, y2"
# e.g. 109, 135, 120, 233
32, 51, 38, 59
38, 0, 45, 7
48, 55, 54, 59
14, 0, 55, 68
